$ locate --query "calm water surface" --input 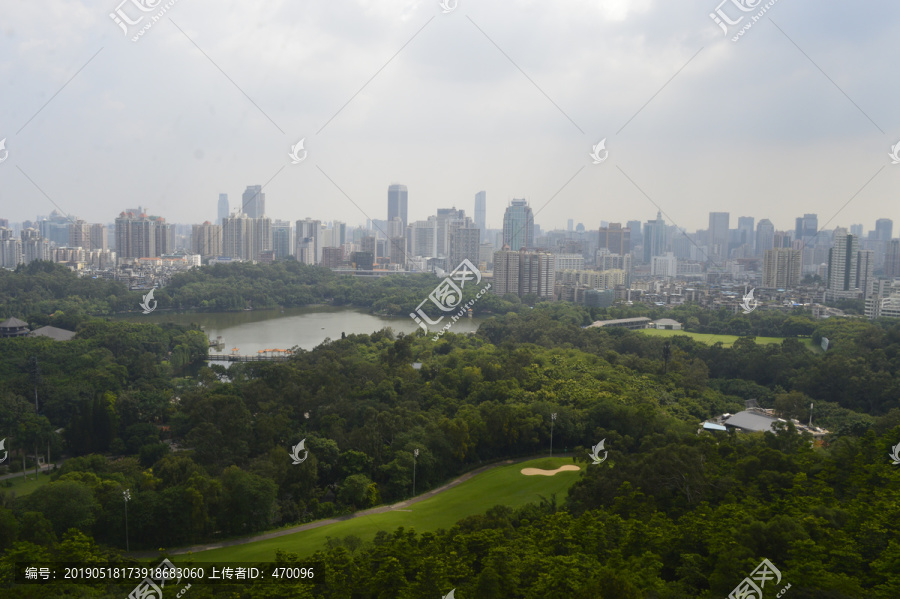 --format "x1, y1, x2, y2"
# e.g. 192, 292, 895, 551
122, 306, 483, 355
